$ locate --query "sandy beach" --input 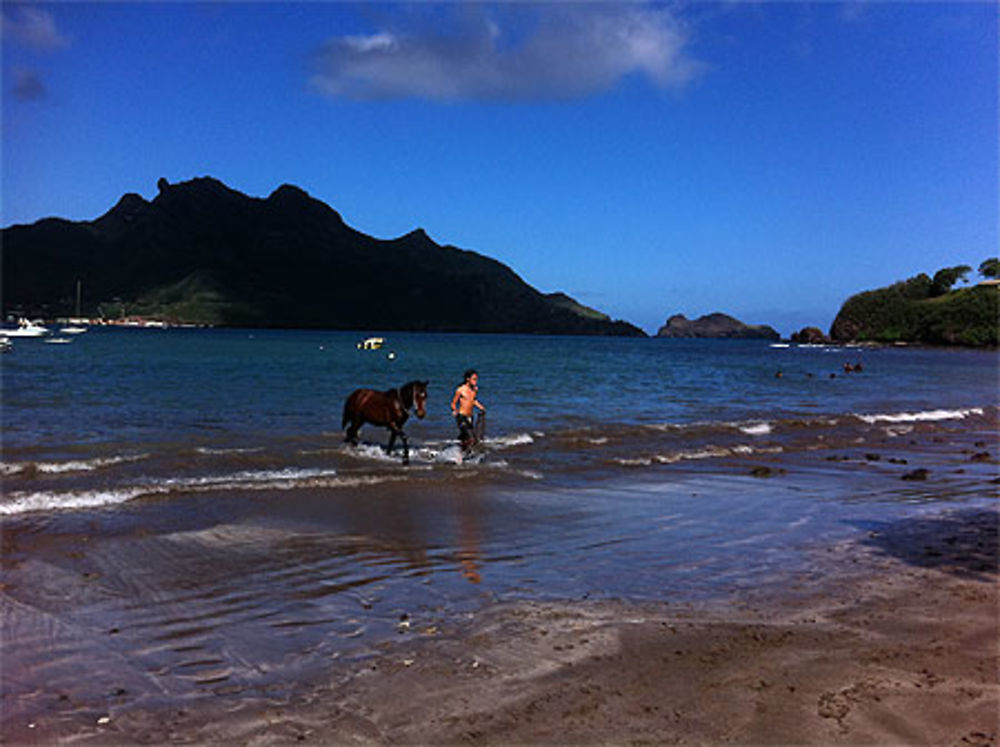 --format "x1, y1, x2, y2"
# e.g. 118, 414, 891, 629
6, 504, 995, 746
